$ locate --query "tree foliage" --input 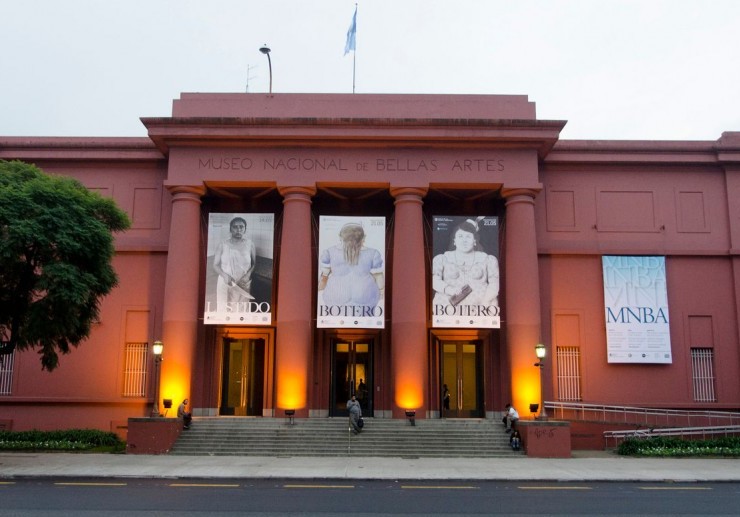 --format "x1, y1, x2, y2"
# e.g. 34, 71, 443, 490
0, 160, 131, 370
